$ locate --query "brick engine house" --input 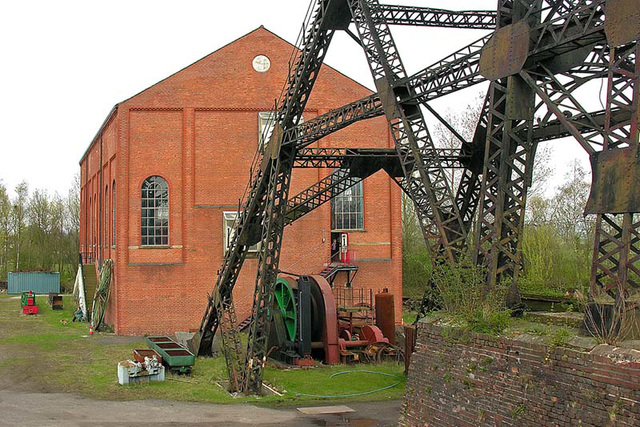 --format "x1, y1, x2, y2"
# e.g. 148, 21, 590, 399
79, 27, 402, 335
